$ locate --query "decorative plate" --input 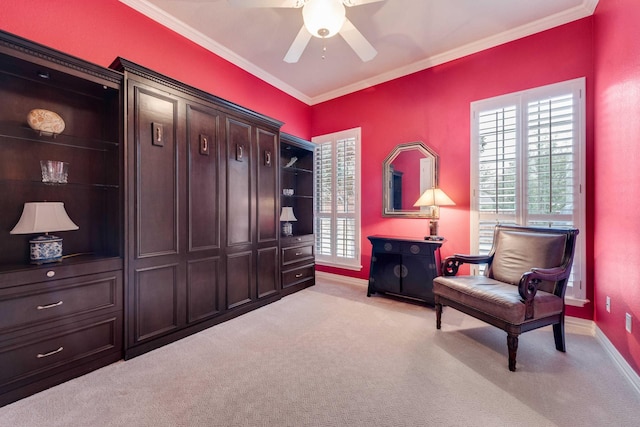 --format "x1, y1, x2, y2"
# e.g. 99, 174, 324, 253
27, 109, 65, 136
